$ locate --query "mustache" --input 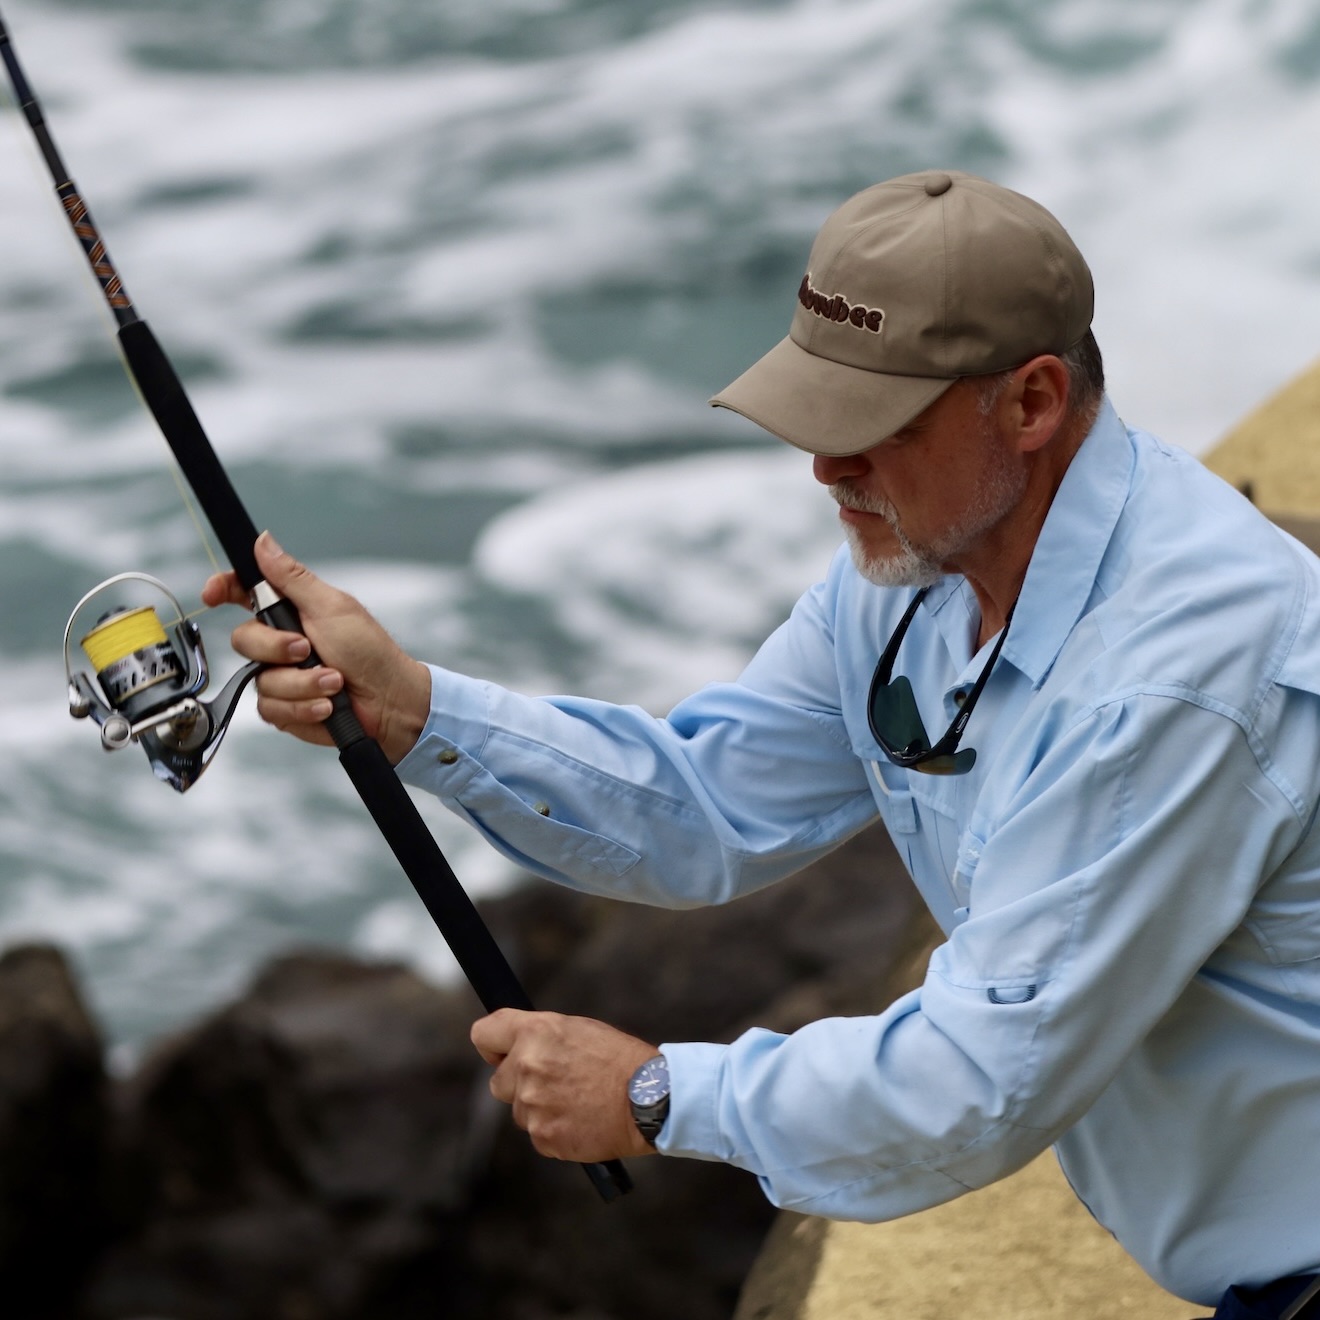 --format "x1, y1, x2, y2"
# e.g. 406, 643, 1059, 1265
829, 480, 899, 522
